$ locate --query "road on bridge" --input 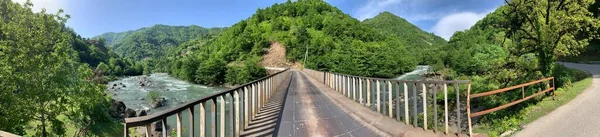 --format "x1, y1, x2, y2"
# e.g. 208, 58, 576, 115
276, 71, 378, 136
515, 62, 600, 137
